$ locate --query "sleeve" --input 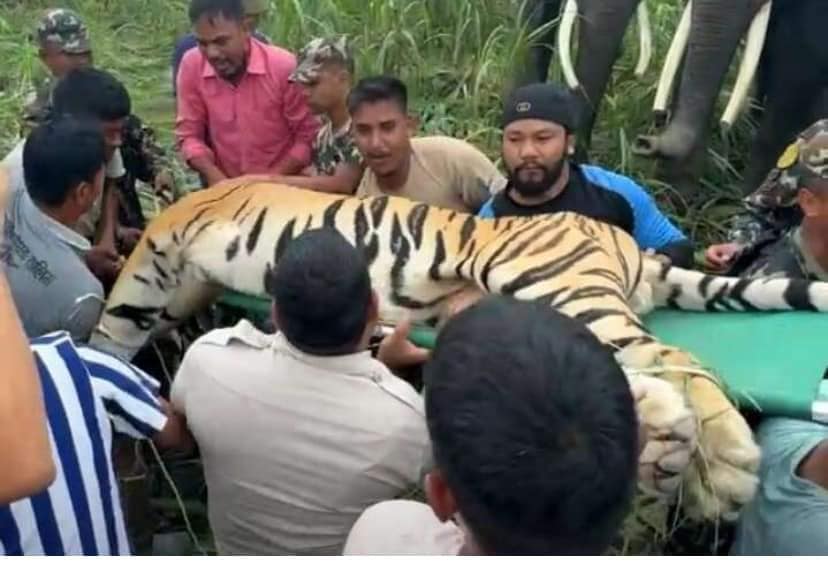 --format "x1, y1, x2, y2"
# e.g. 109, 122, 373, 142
582, 166, 688, 251
726, 168, 800, 247
454, 142, 504, 213
105, 148, 126, 180
175, 51, 216, 165
477, 196, 496, 218
77, 346, 167, 439
279, 68, 319, 167
64, 293, 105, 344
